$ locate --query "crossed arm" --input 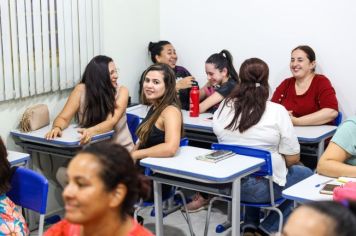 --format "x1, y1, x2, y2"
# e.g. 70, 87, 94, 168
289, 108, 338, 126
